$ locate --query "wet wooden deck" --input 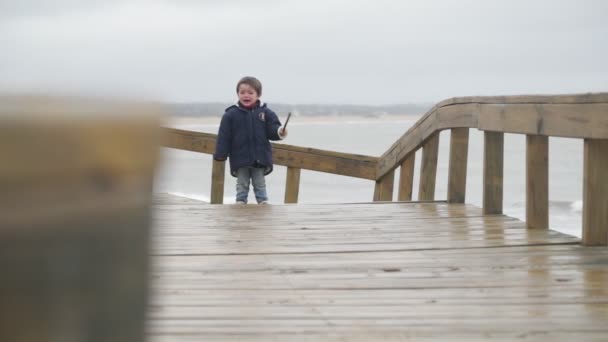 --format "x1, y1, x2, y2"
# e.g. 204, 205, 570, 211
147, 194, 608, 341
